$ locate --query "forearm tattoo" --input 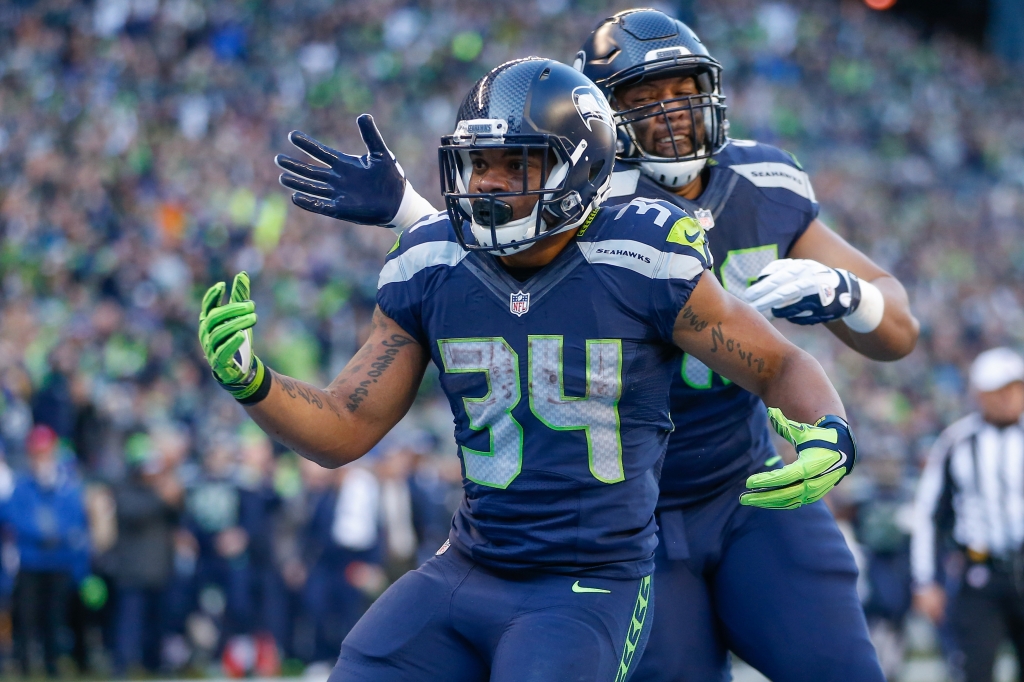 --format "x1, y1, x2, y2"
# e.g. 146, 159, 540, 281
680, 304, 767, 374
274, 372, 342, 418
272, 309, 418, 416
343, 333, 416, 413
710, 323, 766, 374
677, 305, 708, 333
